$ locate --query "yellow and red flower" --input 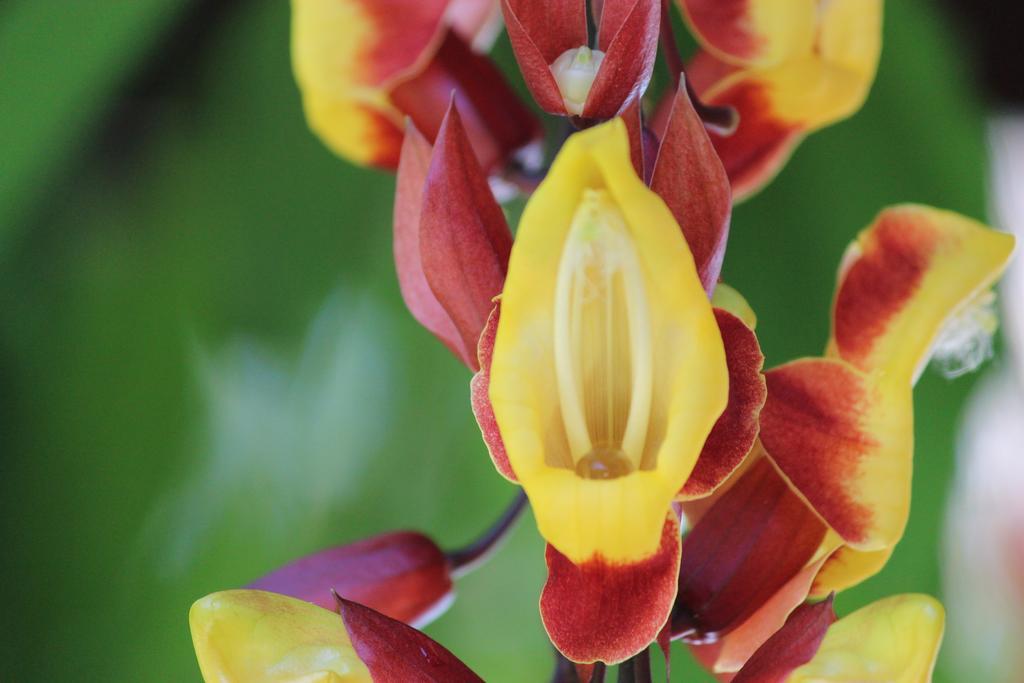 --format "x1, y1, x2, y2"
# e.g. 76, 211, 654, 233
292, 0, 539, 169
733, 593, 945, 682
675, 0, 884, 200
190, 589, 482, 681
675, 206, 1013, 676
